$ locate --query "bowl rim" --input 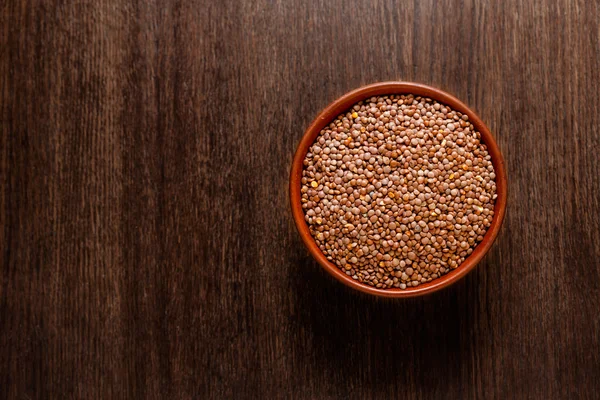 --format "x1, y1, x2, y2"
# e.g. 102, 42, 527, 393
290, 81, 507, 298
